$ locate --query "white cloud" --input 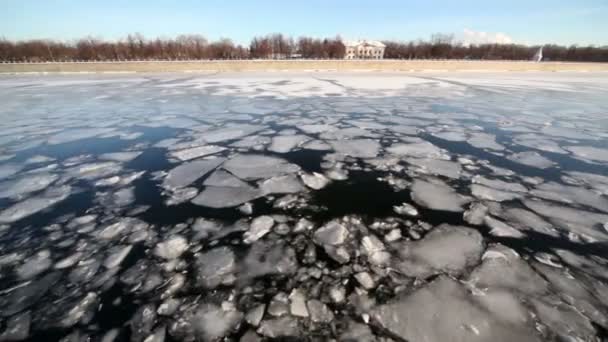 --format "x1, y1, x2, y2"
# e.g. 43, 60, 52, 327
459, 28, 514, 46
